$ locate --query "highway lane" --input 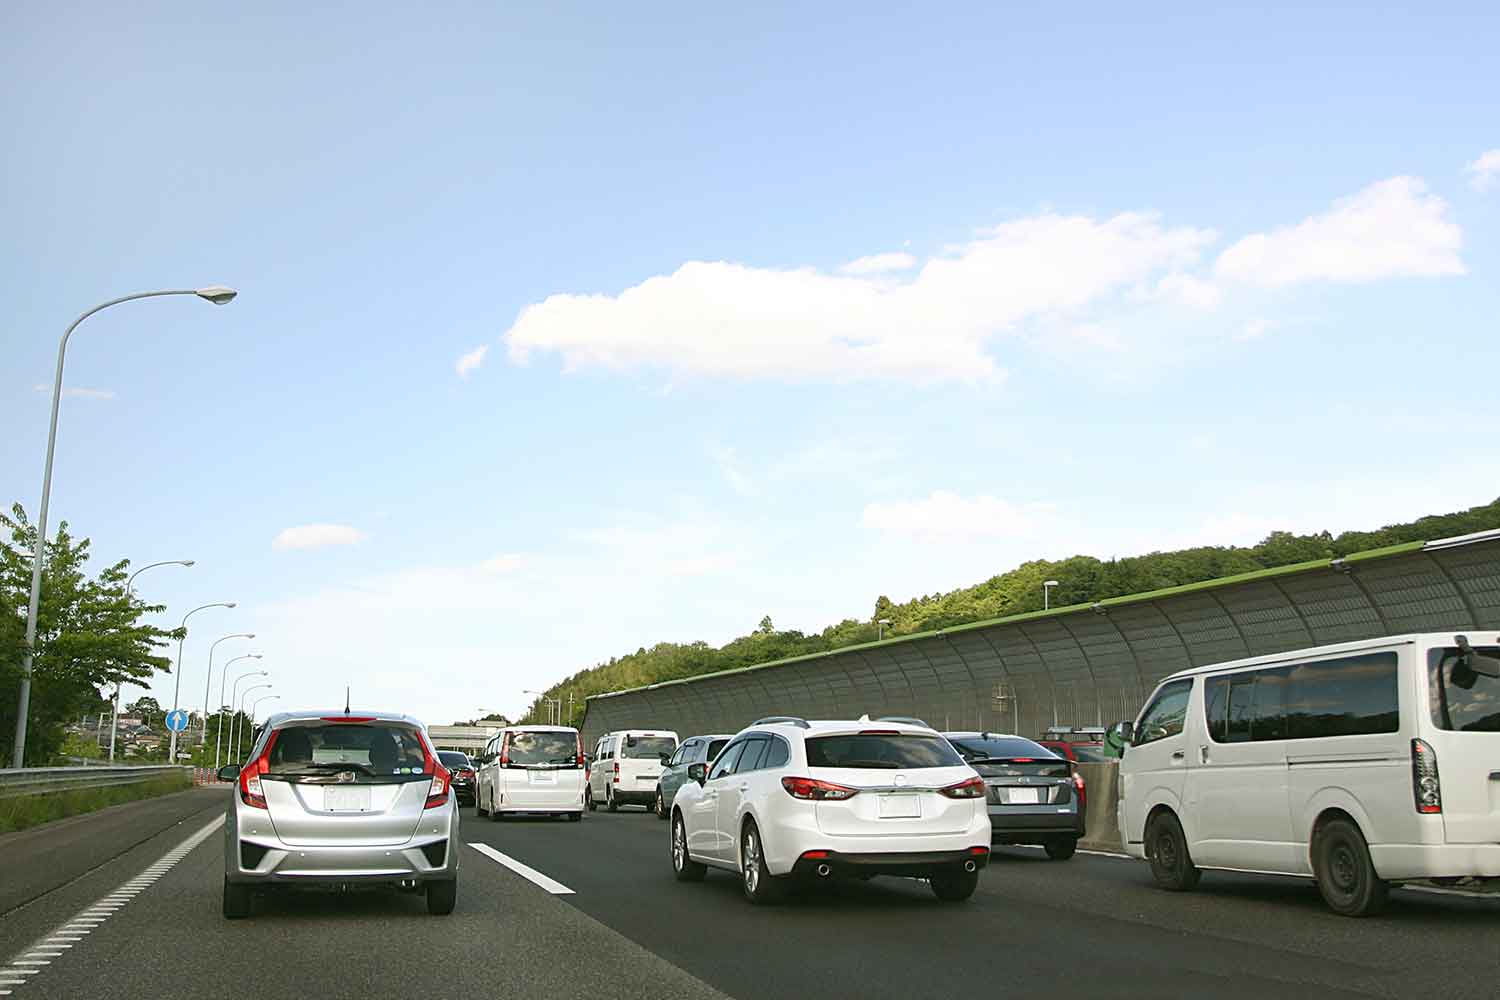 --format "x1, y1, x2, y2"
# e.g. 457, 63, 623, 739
464, 803, 1500, 1000
3, 789, 1496, 999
